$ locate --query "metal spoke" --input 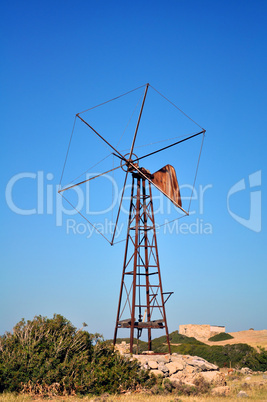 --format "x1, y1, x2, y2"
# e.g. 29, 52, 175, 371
58, 163, 124, 194
111, 170, 129, 245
